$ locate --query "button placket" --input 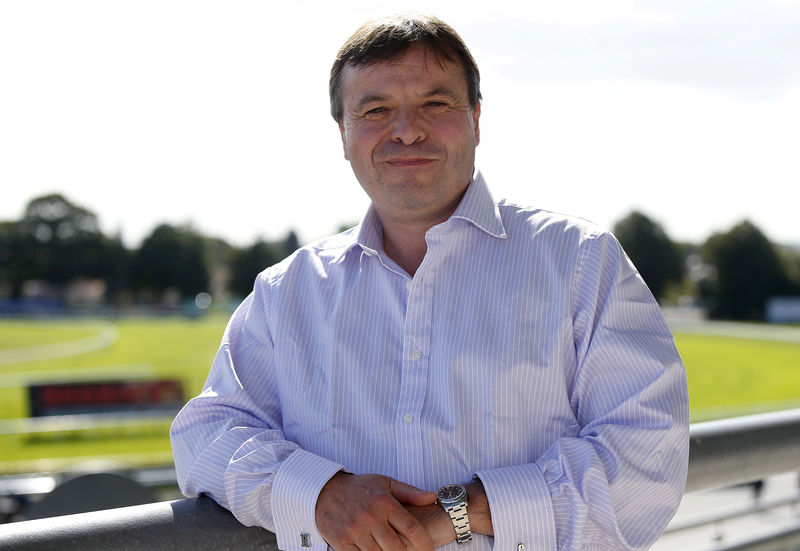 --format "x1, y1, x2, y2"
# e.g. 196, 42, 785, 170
395, 270, 433, 485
